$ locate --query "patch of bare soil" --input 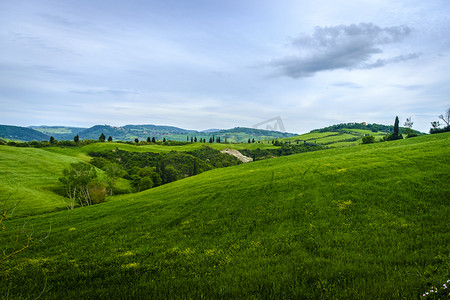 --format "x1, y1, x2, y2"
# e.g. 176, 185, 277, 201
220, 149, 253, 163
